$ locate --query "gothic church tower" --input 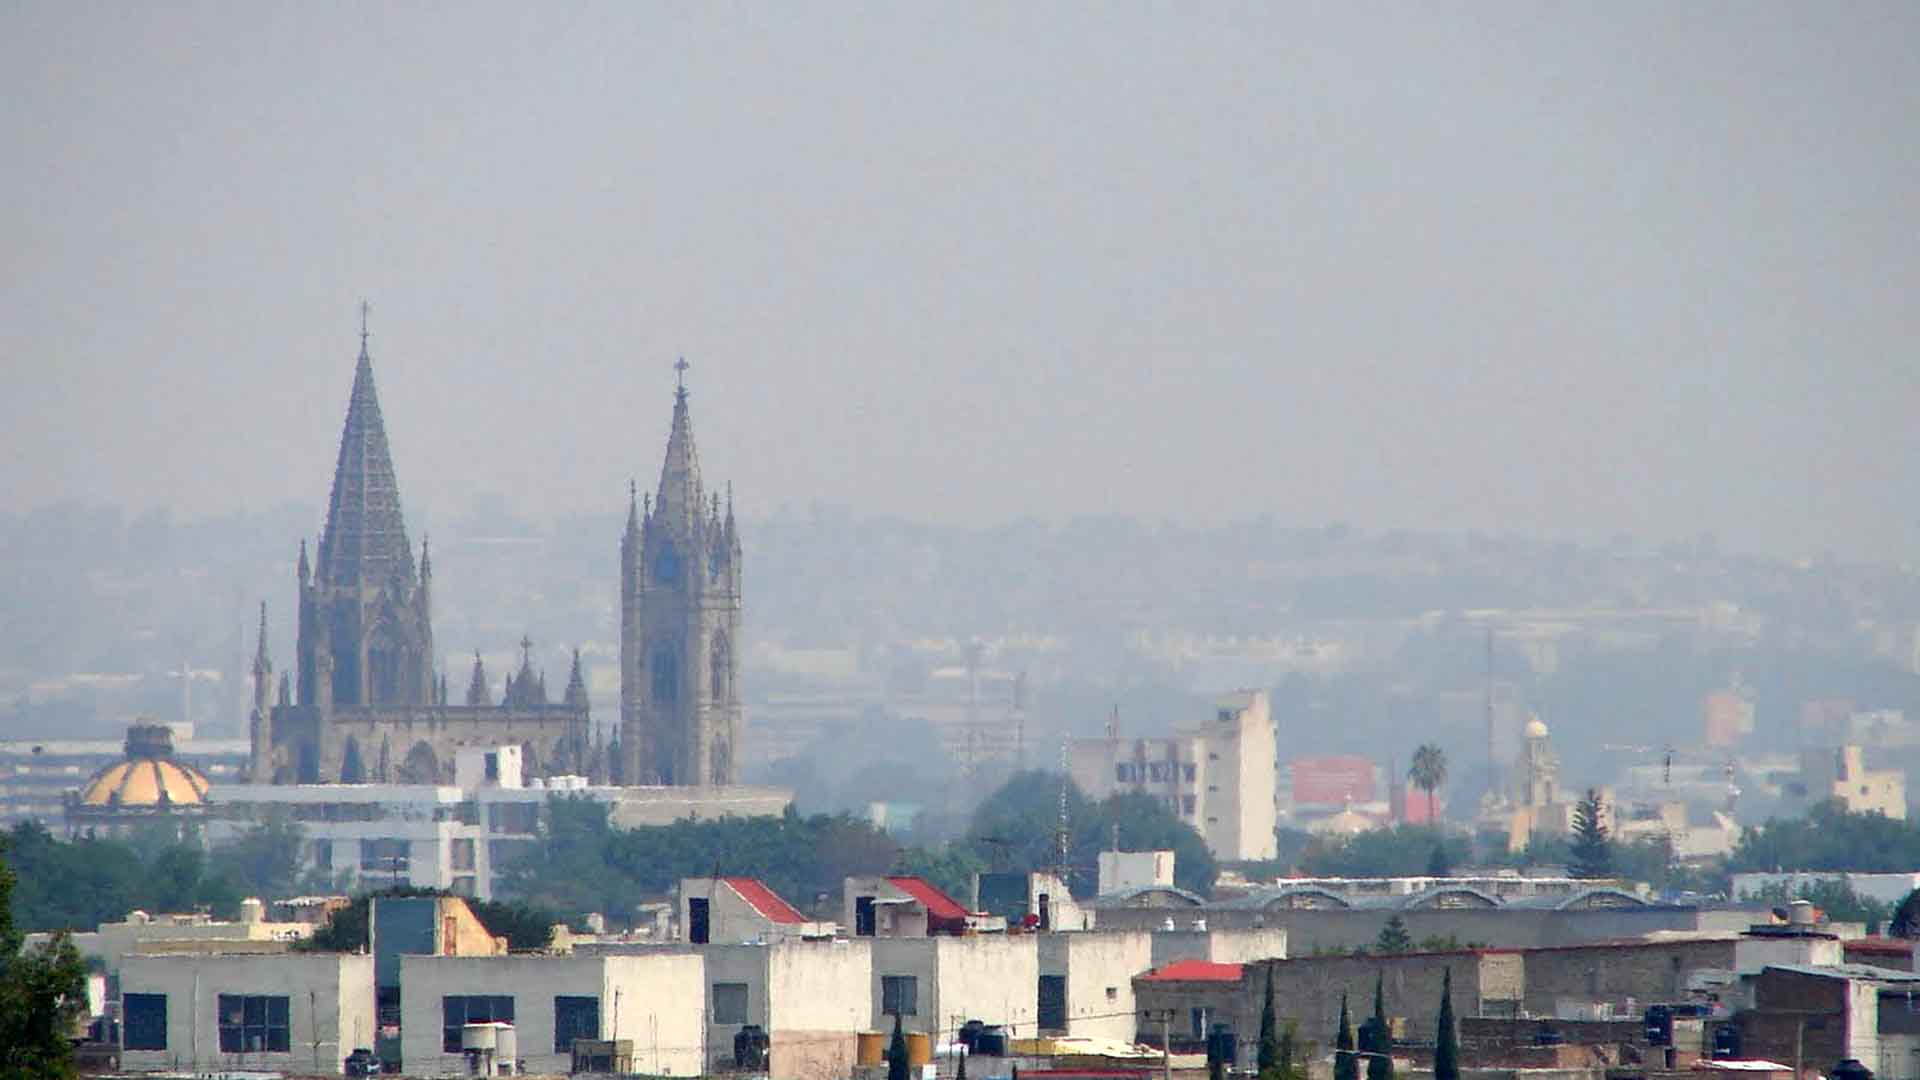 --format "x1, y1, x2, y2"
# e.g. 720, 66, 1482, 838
621, 368, 742, 785
296, 325, 434, 709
